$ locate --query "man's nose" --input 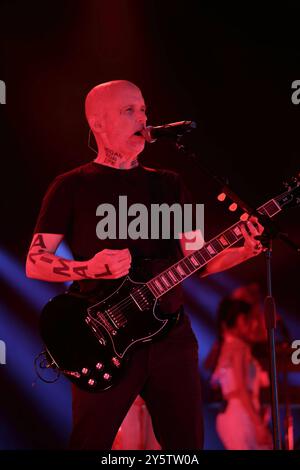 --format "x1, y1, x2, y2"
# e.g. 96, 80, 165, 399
136, 111, 147, 123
